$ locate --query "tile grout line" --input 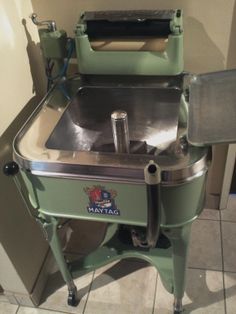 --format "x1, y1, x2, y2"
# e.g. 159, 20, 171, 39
188, 266, 225, 272
220, 218, 236, 224
82, 270, 95, 314
198, 217, 220, 222
39, 305, 73, 314
219, 209, 227, 314
187, 266, 225, 273
151, 268, 159, 314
